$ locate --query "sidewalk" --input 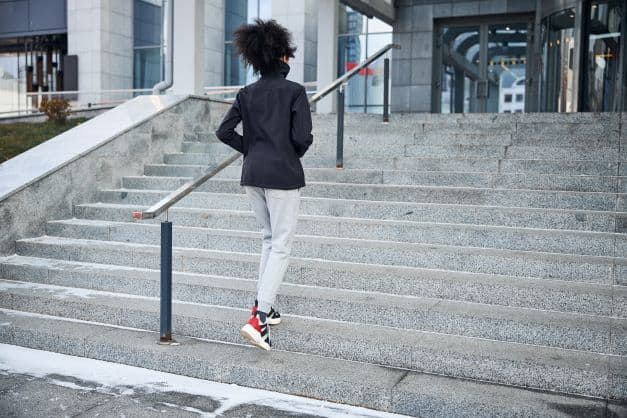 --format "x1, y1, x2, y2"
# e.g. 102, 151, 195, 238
0, 344, 411, 418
